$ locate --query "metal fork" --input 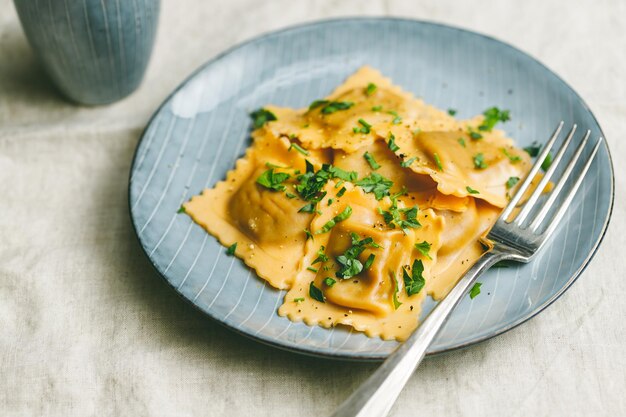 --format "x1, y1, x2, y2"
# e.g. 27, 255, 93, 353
330, 122, 603, 417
